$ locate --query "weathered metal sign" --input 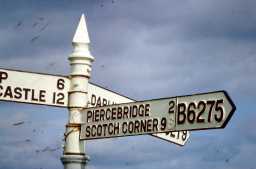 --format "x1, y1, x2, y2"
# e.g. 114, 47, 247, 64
0, 68, 70, 107
80, 91, 235, 140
